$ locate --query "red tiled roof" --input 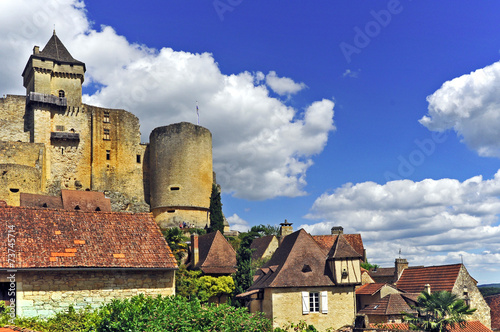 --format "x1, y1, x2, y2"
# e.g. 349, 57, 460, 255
195, 231, 236, 275
359, 293, 417, 316
485, 294, 500, 330
0, 203, 177, 269
374, 321, 493, 332
249, 229, 334, 290
396, 264, 462, 293
356, 283, 387, 295
312, 234, 364, 257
